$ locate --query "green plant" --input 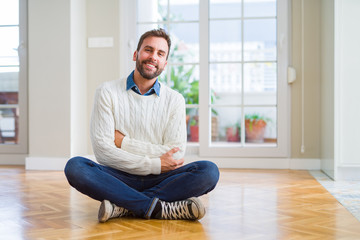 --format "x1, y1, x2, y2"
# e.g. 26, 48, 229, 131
190, 118, 197, 126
